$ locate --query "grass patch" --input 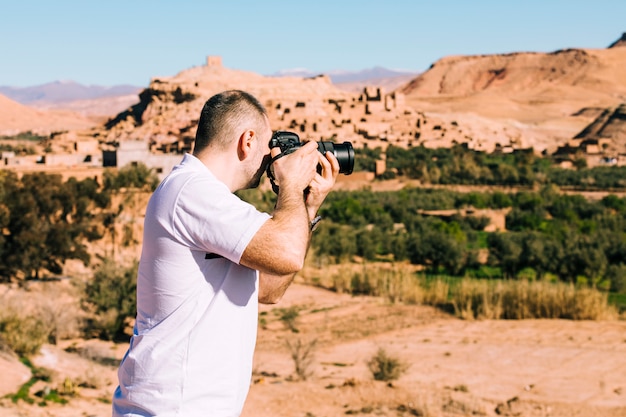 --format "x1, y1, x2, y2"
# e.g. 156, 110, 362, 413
447, 278, 618, 320
464, 265, 501, 279
5, 357, 67, 405
303, 262, 620, 320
